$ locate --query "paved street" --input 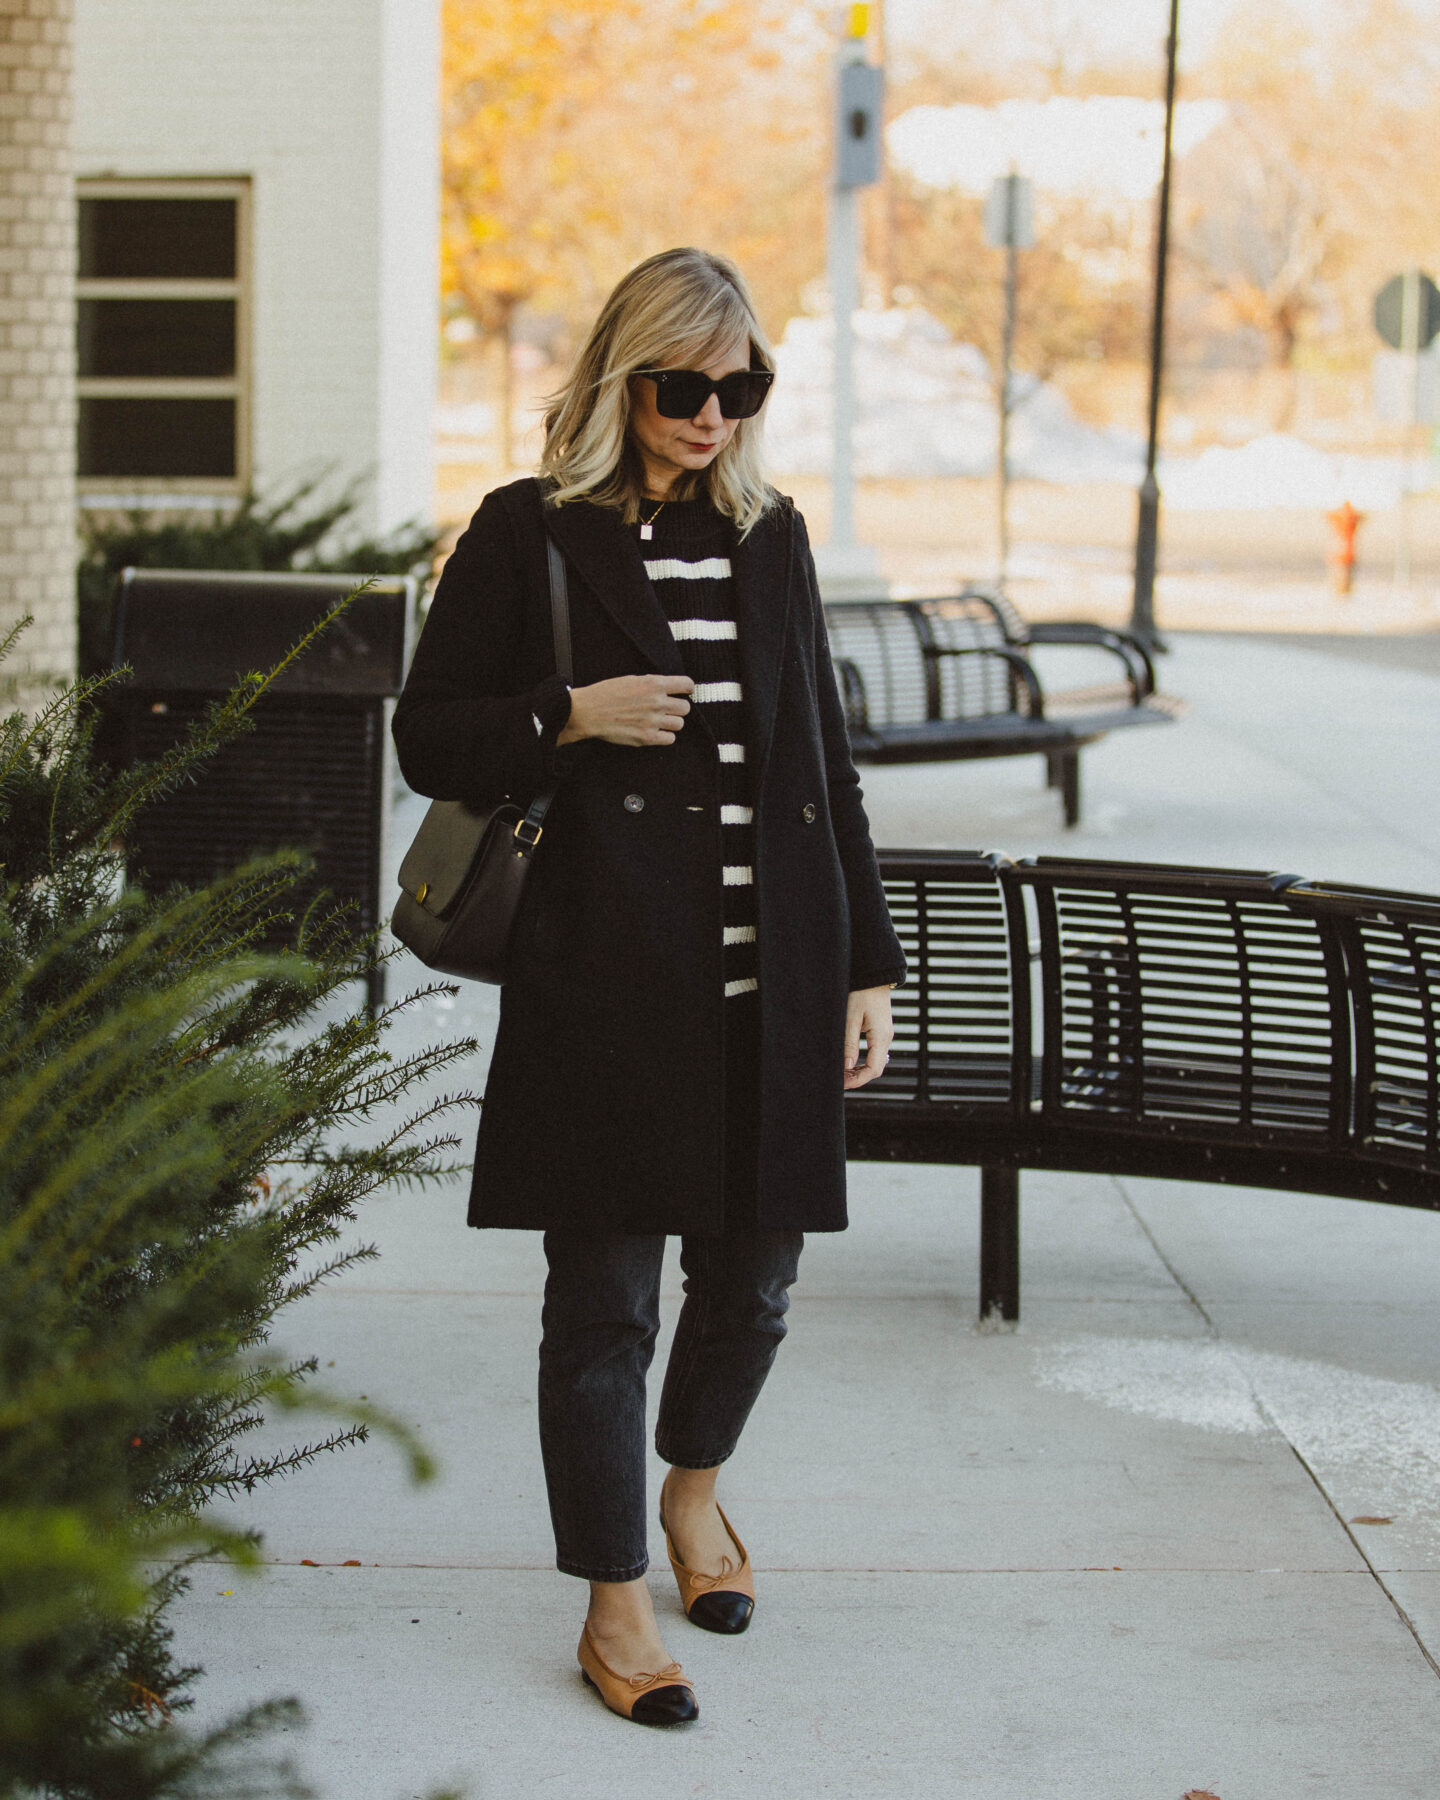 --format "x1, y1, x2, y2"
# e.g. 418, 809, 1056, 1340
176, 632, 1440, 1799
